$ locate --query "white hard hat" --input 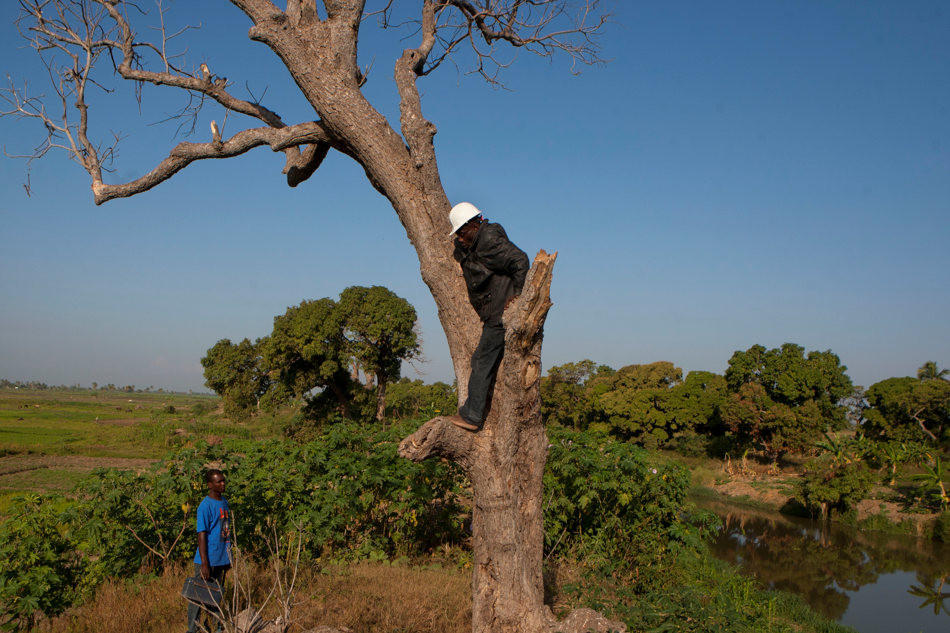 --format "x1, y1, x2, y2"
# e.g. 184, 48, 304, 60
448, 202, 481, 236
